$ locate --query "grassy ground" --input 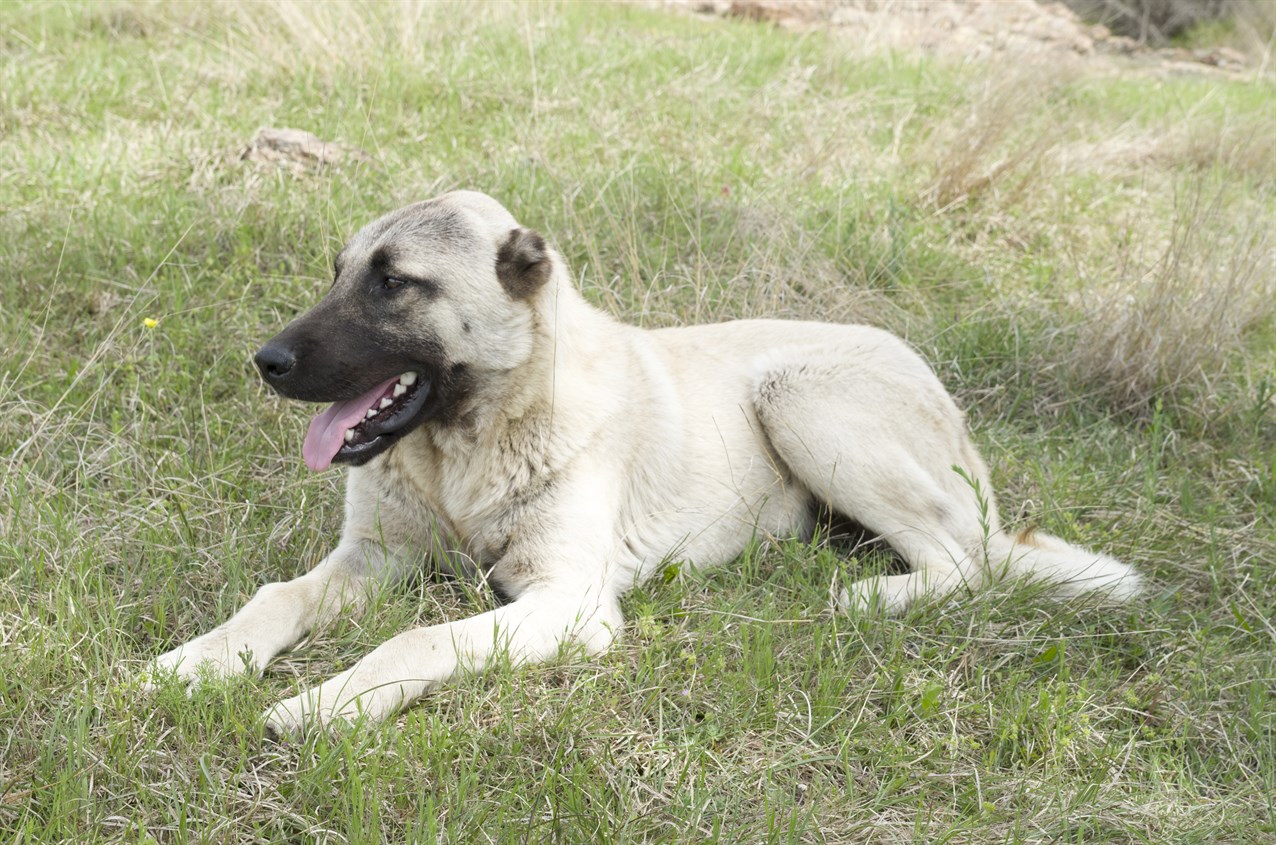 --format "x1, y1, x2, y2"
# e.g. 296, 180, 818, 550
1, 1, 1273, 842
